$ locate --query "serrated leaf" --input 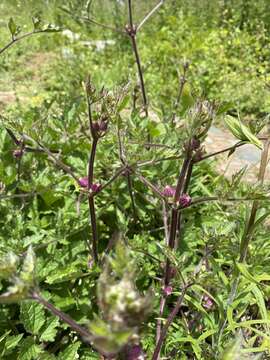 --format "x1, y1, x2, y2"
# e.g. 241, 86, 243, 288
18, 337, 42, 360
40, 317, 59, 342
58, 342, 81, 360
4, 333, 24, 352
45, 264, 82, 284
20, 301, 46, 335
